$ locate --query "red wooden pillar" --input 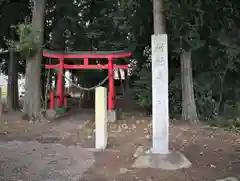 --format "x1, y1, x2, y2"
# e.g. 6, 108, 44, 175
50, 91, 55, 109
108, 57, 115, 111
57, 57, 64, 107
64, 95, 67, 108
84, 58, 88, 65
